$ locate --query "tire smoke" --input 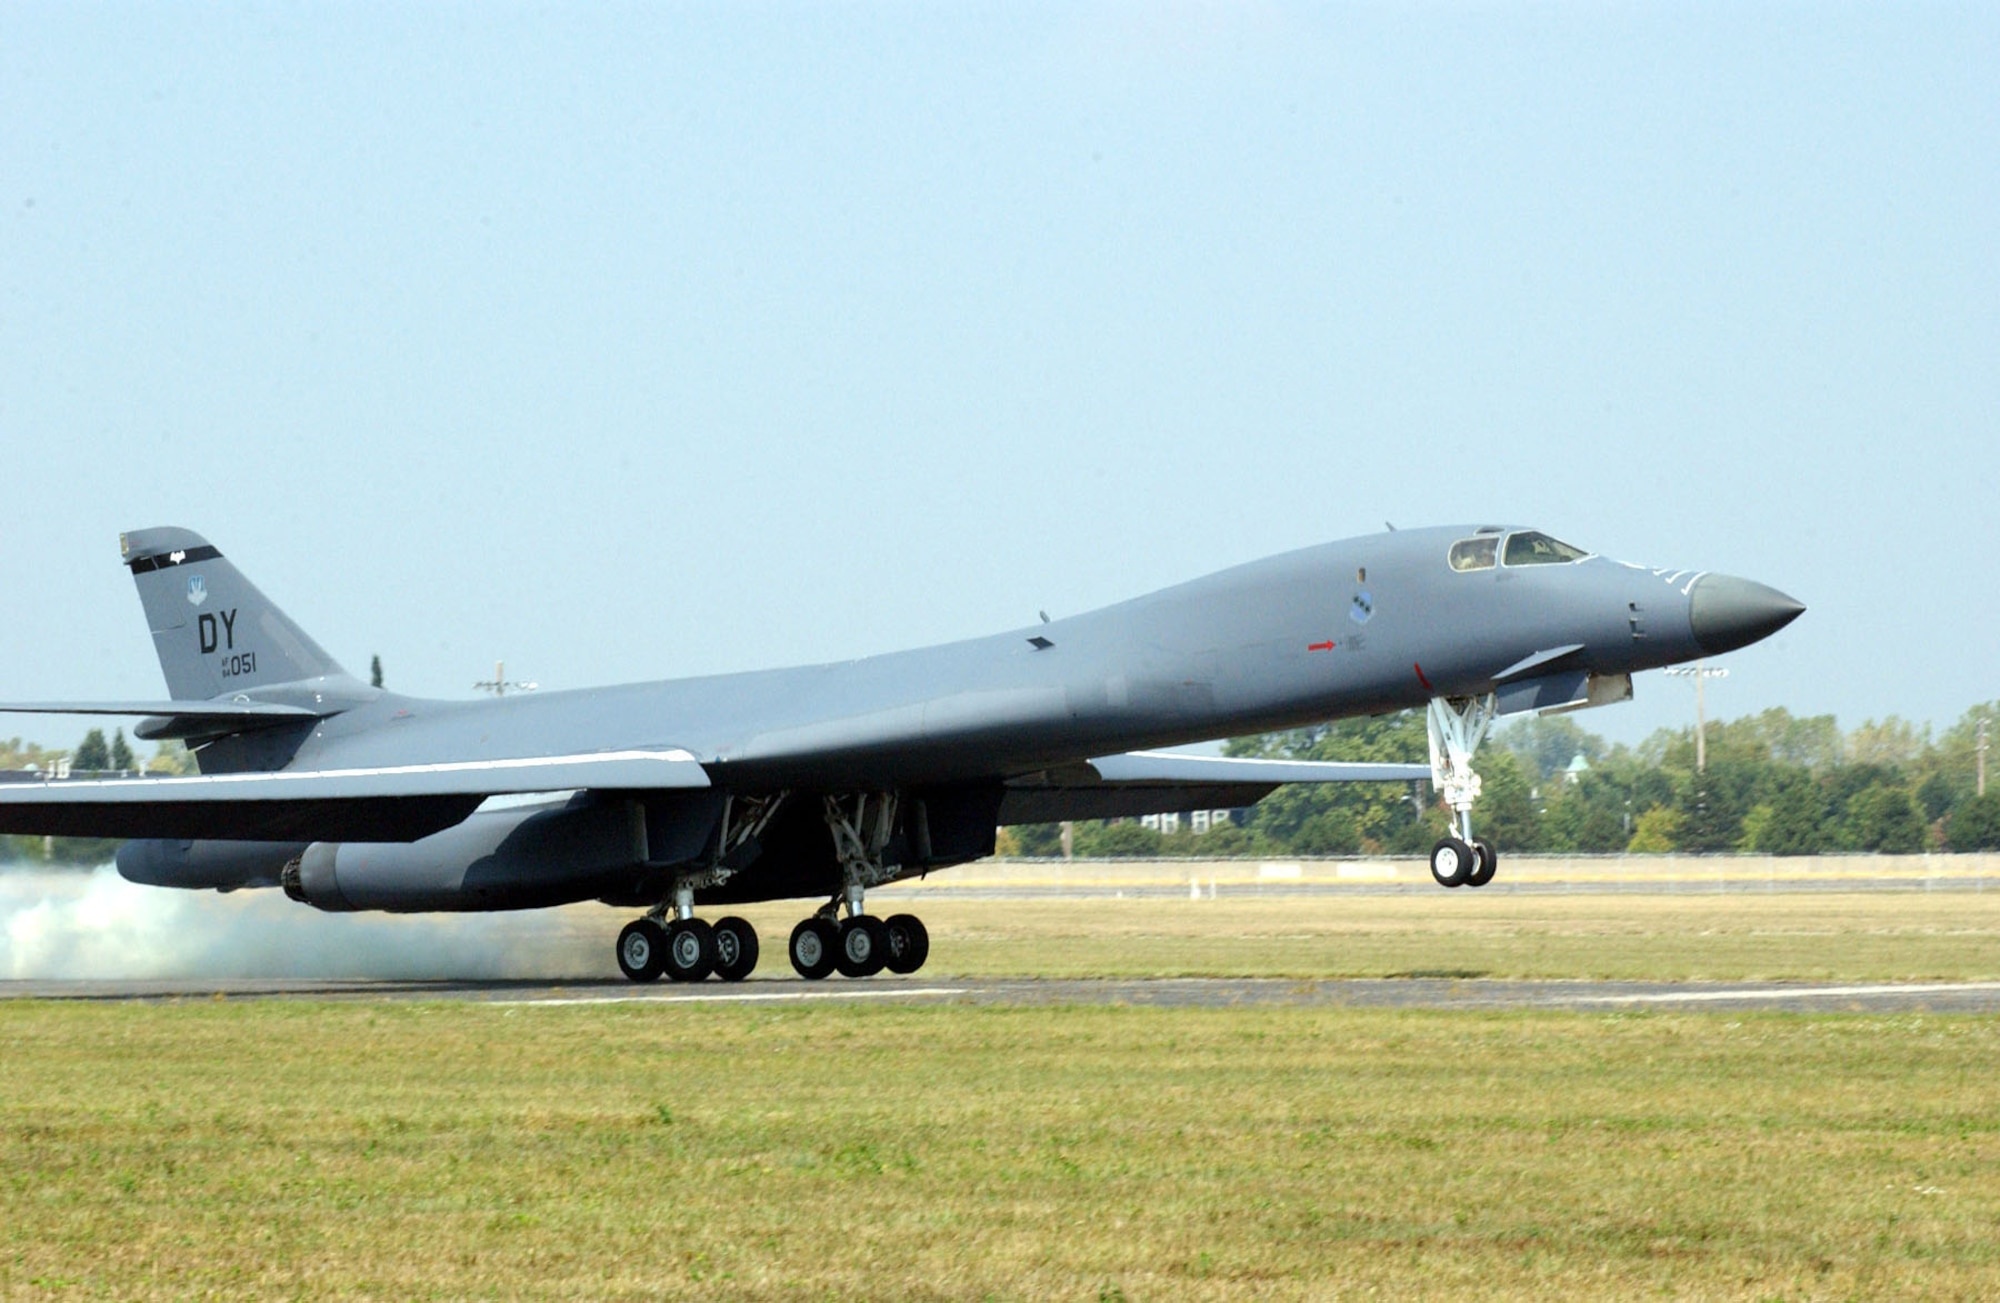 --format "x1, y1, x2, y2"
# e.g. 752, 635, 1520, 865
0, 867, 610, 981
